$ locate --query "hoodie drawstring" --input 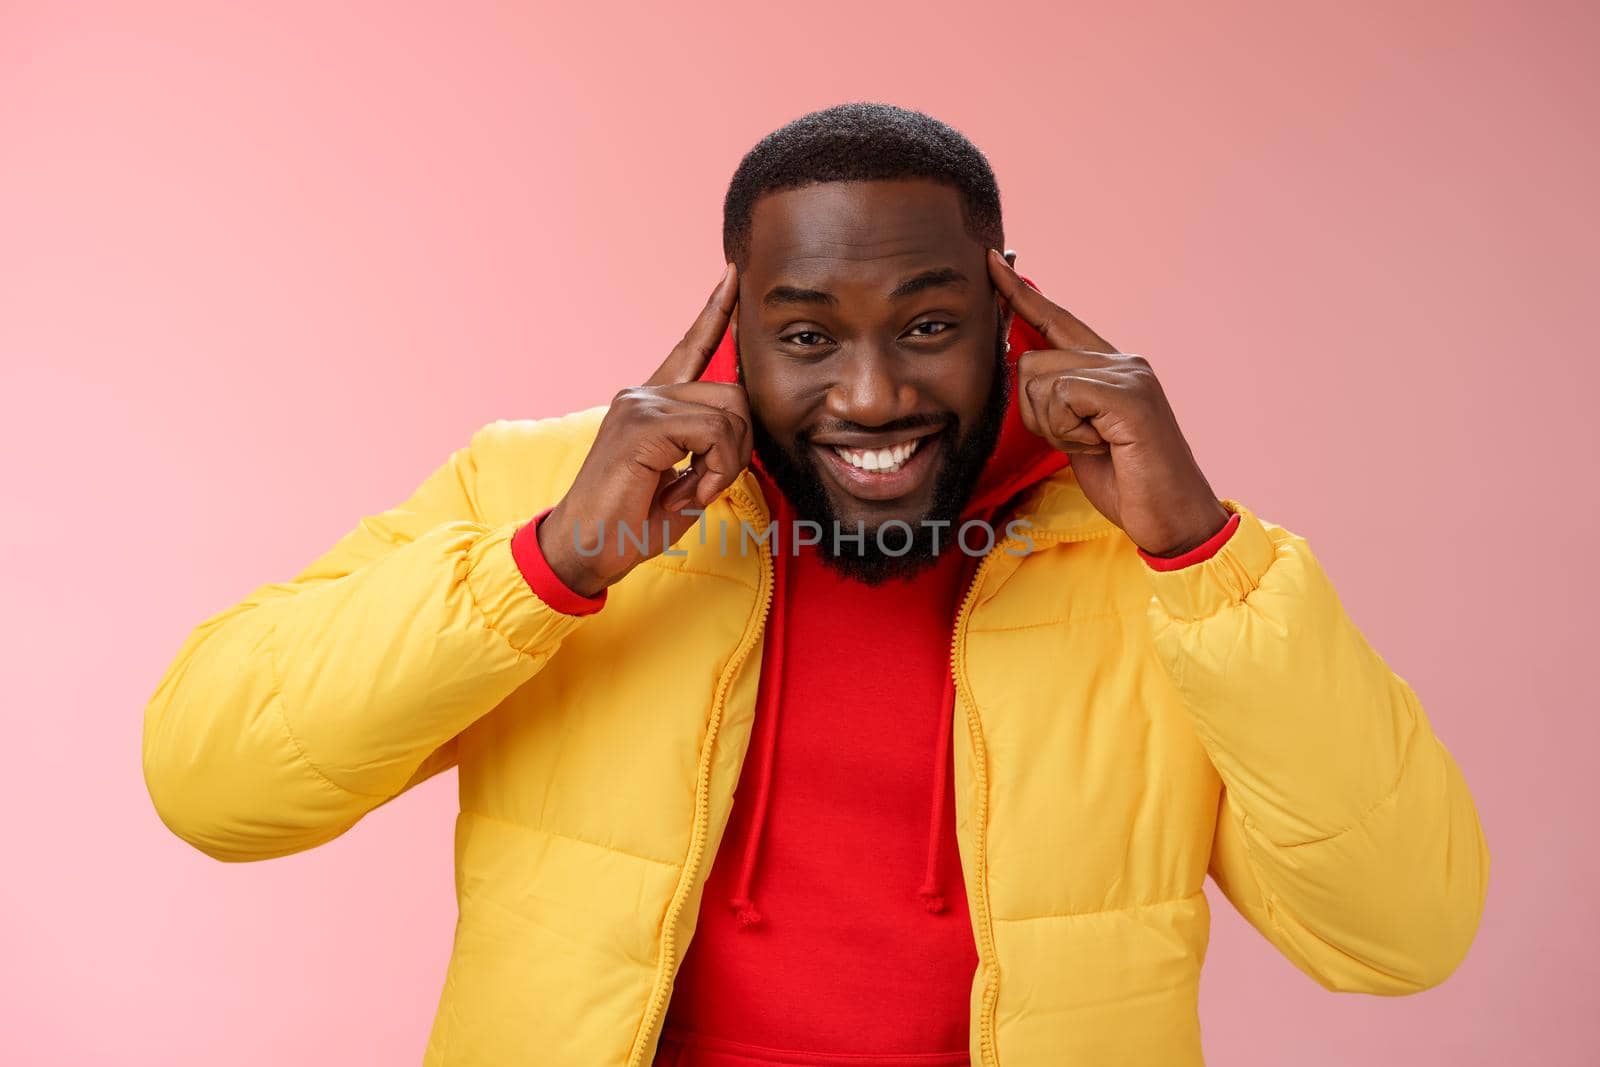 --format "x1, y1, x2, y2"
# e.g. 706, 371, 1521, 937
917, 668, 957, 914
917, 549, 985, 915
727, 495, 791, 929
